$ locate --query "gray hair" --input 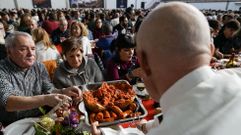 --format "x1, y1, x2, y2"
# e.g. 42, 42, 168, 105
5, 31, 33, 48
